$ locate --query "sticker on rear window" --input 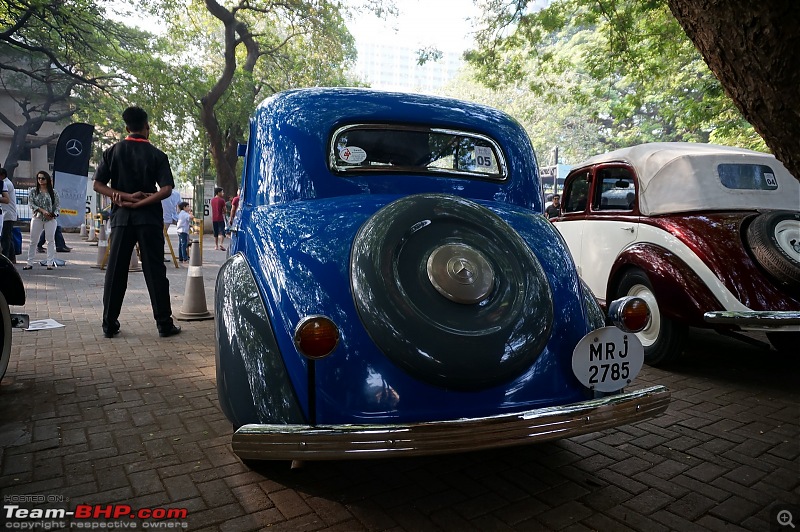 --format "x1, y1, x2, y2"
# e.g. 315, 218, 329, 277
474, 146, 494, 168
339, 146, 367, 164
